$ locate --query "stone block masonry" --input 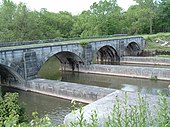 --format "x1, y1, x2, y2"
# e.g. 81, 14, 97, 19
121, 56, 170, 66
26, 79, 115, 103
78, 64, 170, 81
